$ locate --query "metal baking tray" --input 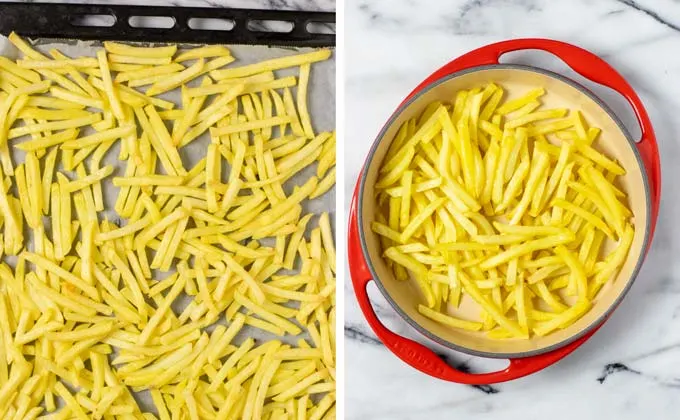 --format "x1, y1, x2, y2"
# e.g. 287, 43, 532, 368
0, 1, 335, 47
